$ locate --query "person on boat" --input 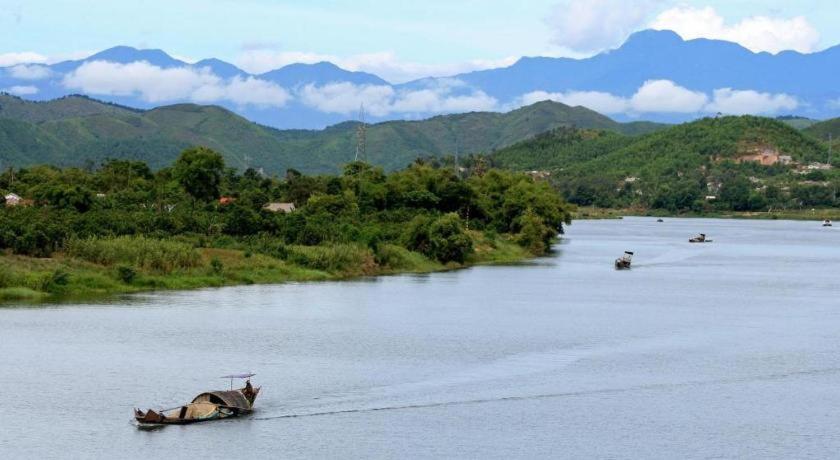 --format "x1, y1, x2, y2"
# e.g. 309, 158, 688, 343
244, 379, 255, 399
